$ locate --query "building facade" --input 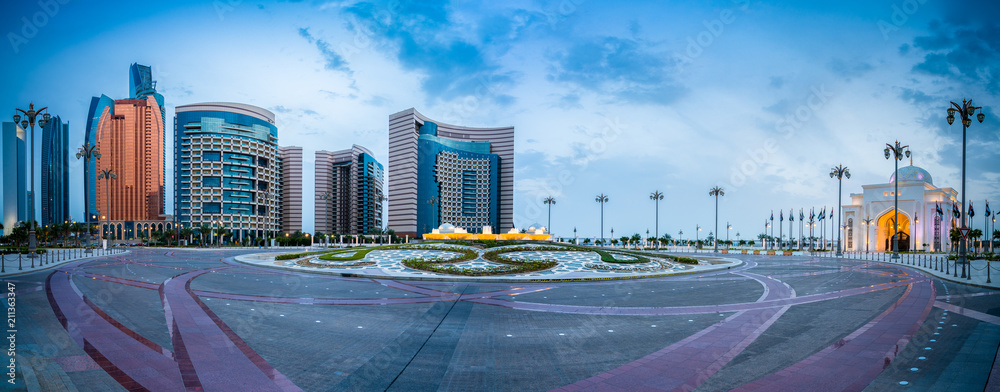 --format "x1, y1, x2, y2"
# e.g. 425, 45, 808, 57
279, 146, 302, 233
41, 115, 70, 227
84, 95, 115, 223
387, 108, 513, 236
315, 145, 384, 235
174, 102, 282, 244
1, 122, 26, 235
843, 164, 959, 253
94, 96, 165, 223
